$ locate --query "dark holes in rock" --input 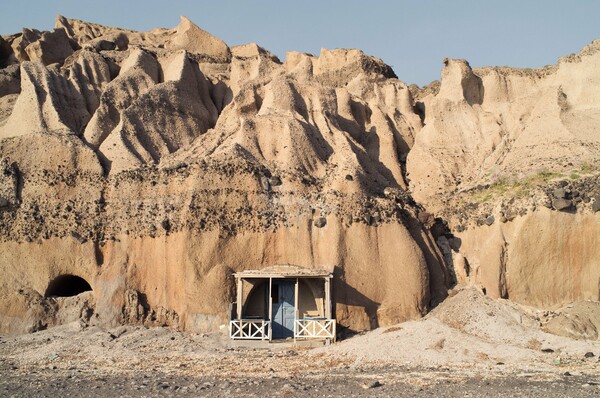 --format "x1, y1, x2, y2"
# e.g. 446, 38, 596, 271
45, 274, 92, 297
